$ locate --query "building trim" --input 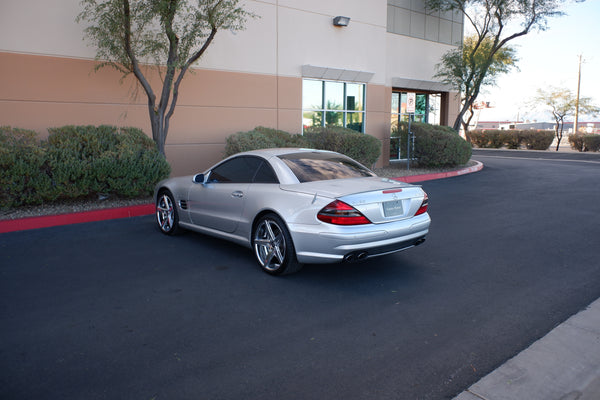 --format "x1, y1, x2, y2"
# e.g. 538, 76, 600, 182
391, 77, 452, 92
302, 65, 375, 83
